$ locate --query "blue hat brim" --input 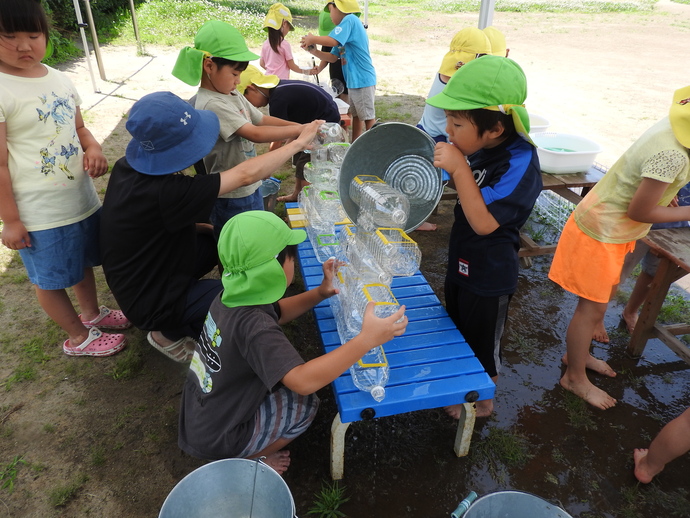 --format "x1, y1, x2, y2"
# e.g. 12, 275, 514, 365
125, 108, 220, 176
